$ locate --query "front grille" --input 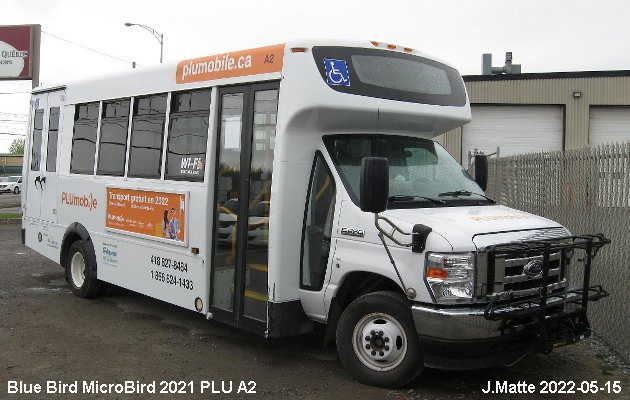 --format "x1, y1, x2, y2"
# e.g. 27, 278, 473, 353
473, 229, 572, 300
478, 251, 566, 298
476, 251, 568, 299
